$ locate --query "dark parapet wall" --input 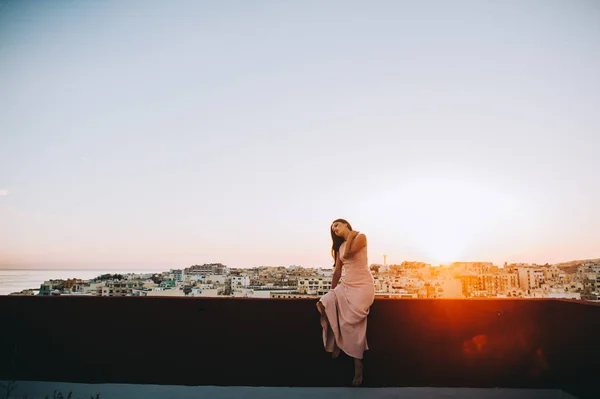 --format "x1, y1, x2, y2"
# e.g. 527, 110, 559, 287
541, 300, 600, 399
0, 297, 598, 398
